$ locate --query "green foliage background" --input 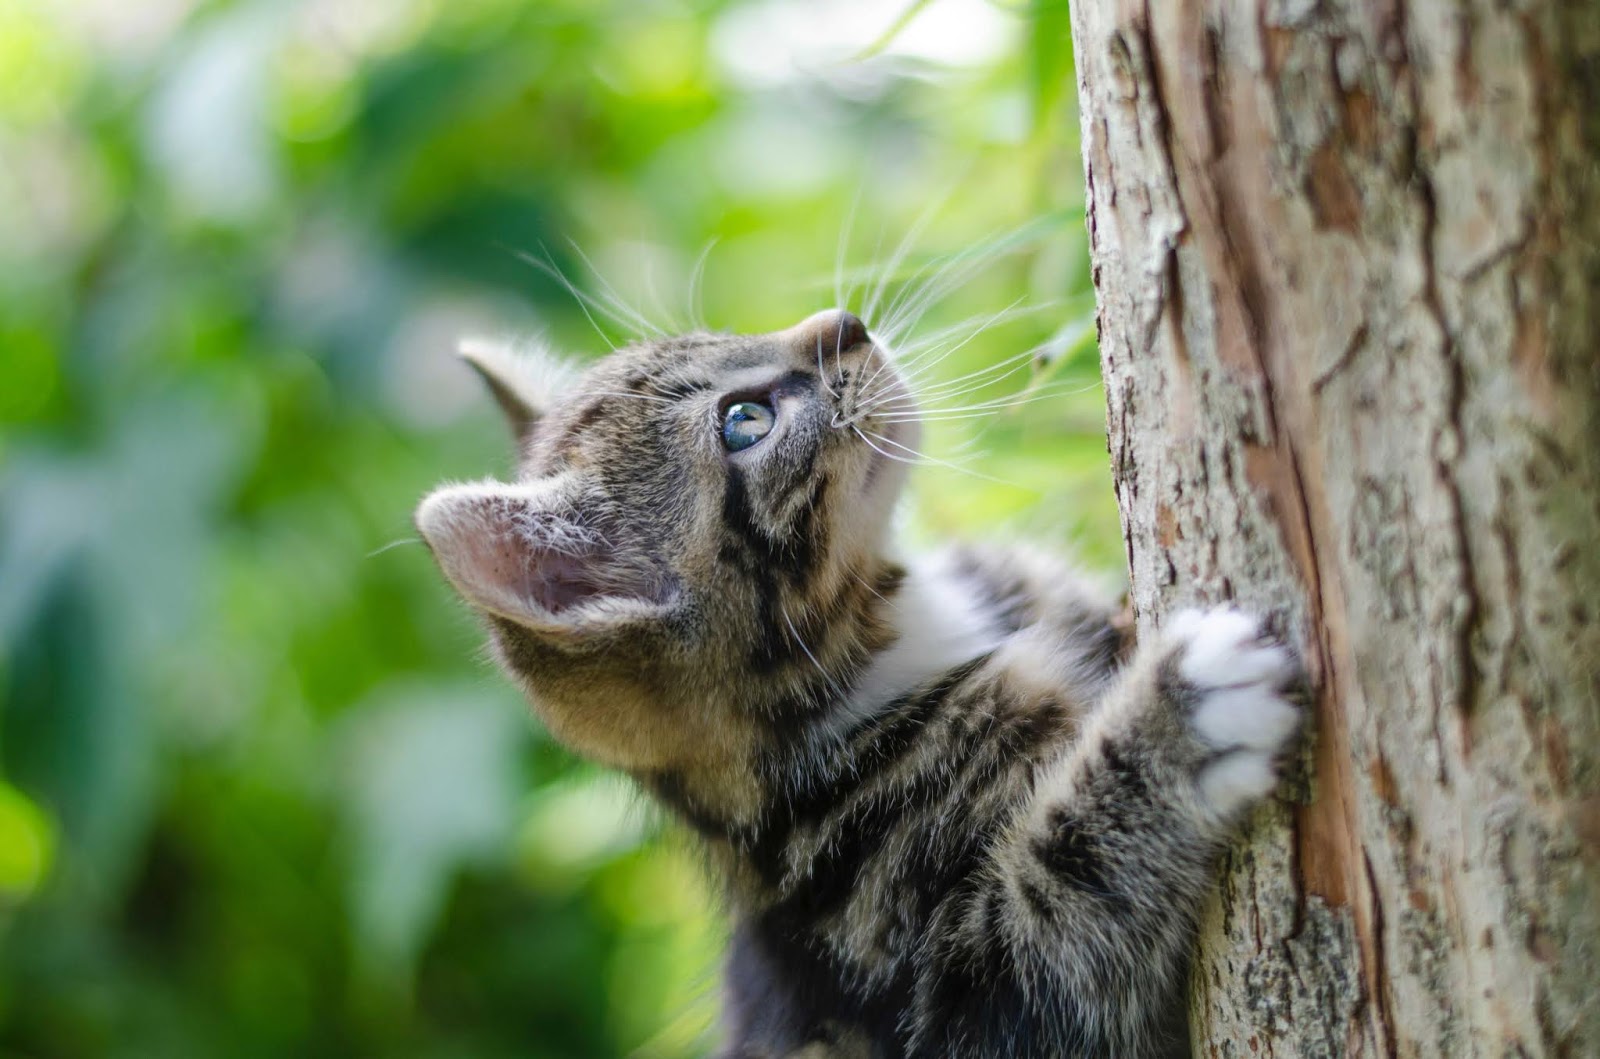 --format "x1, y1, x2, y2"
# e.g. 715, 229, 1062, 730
0, 1, 1110, 1055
